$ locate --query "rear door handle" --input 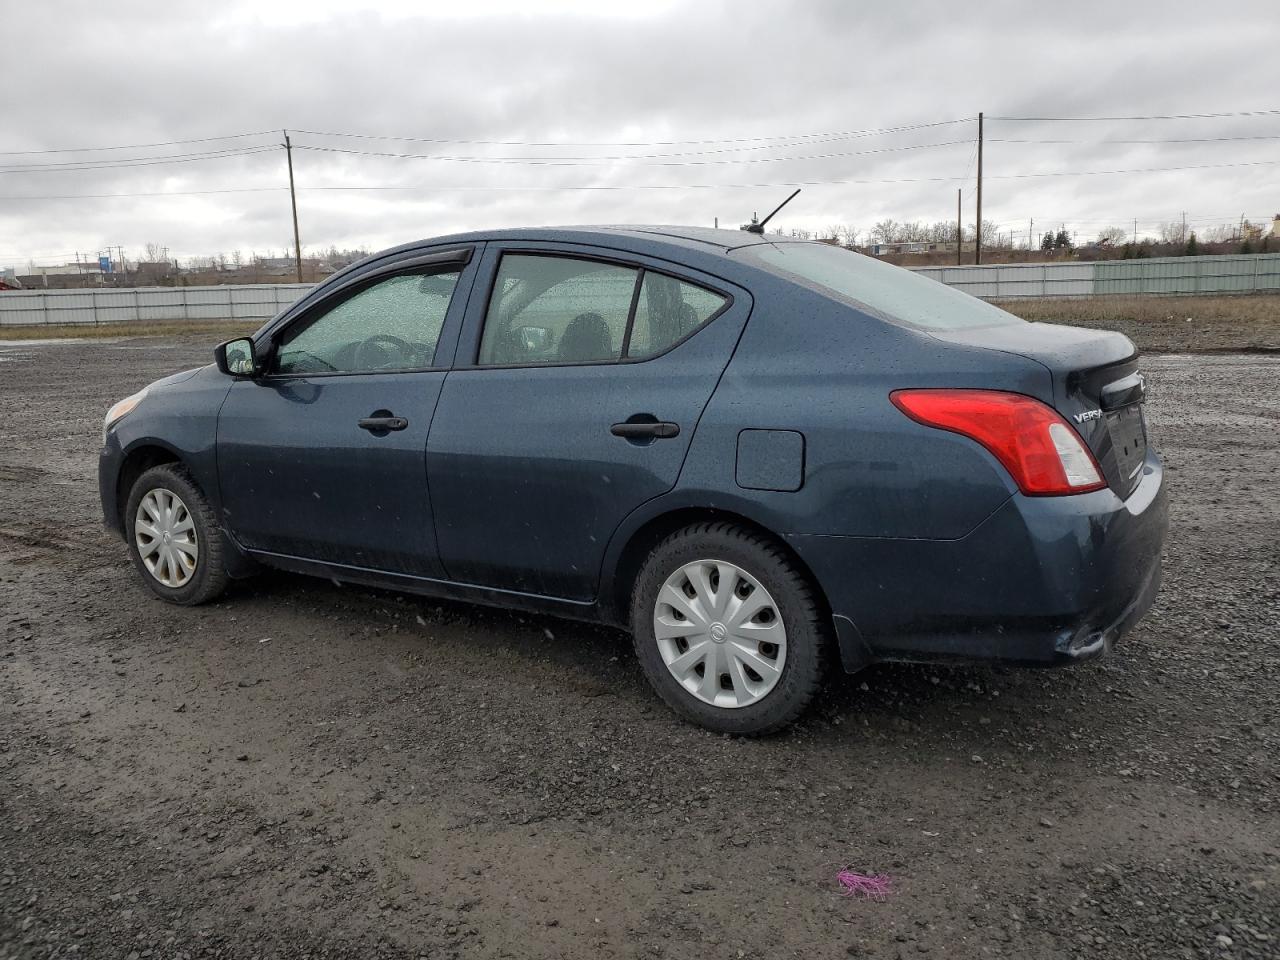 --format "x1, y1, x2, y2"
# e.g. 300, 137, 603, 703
358, 415, 409, 432
611, 421, 680, 440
